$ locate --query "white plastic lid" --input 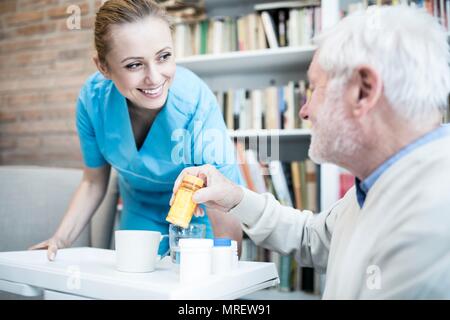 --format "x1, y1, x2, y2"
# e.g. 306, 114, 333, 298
179, 238, 213, 249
